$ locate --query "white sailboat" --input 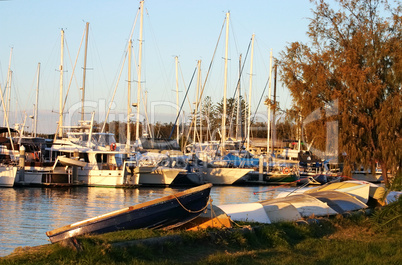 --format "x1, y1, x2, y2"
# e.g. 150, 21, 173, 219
191, 12, 253, 185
